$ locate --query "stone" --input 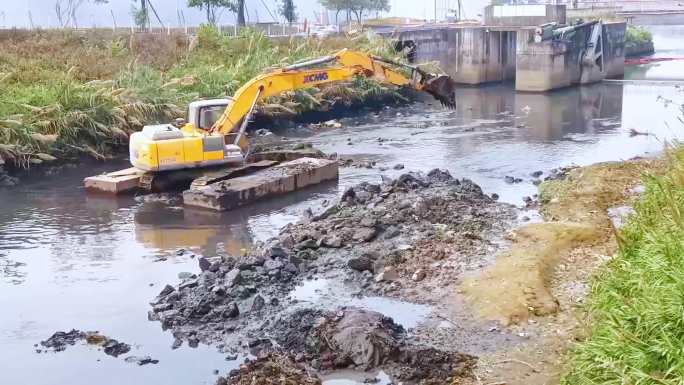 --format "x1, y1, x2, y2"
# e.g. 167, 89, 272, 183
530, 170, 543, 178
251, 295, 266, 312
179, 279, 198, 290
124, 356, 159, 365
103, 339, 131, 357
224, 269, 241, 287
211, 285, 227, 296
221, 303, 240, 319
322, 235, 343, 248
295, 239, 318, 250
264, 258, 285, 272
383, 226, 400, 239
158, 284, 175, 297
352, 227, 377, 242
198, 257, 211, 272
178, 272, 194, 280
284, 263, 298, 274
491, 193, 499, 200
347, 257, 373, 272
359, 217, 377, 228
374, 267, 399, 282
266, 246, 288, 259
393, 163, 405, 170
341, 187, 356, 202
411, 269, 427, 282
152, 303, 172, 313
